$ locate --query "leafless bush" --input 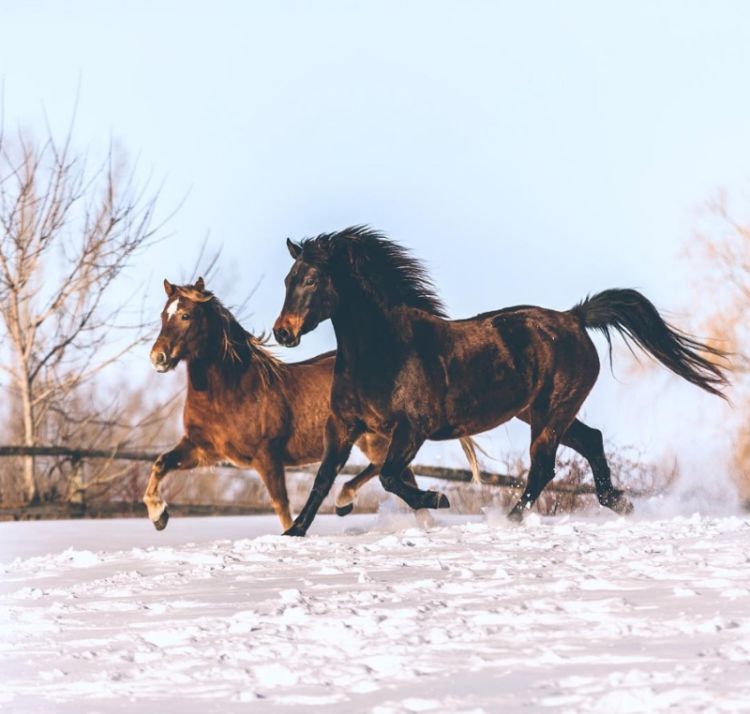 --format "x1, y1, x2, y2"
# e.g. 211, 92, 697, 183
371, 445, 674, 517
534, 446, 677, 515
